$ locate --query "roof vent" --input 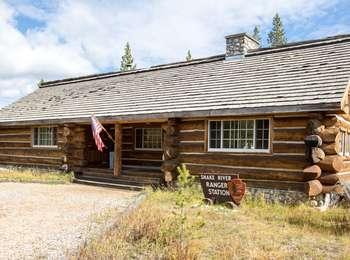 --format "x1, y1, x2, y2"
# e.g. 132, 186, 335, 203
225, 33, 260, 59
